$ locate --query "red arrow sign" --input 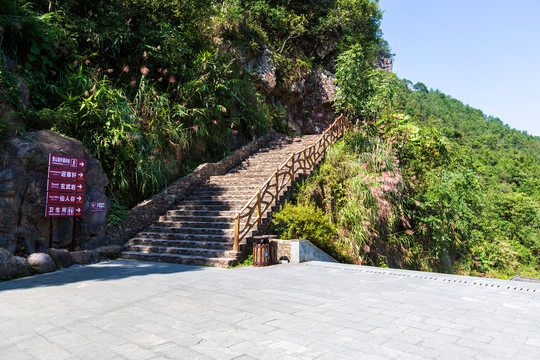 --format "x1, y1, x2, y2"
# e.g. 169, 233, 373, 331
47, 179, 85, 193
48, 166, 86, 181
45, 205, 83, 217
47, 192, 84, 205
49, 154, 87, 170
